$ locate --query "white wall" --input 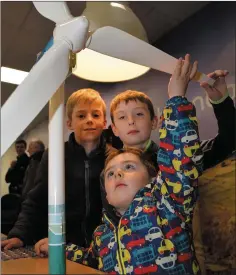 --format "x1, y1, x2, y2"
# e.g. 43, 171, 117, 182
23, 120, 49, 148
